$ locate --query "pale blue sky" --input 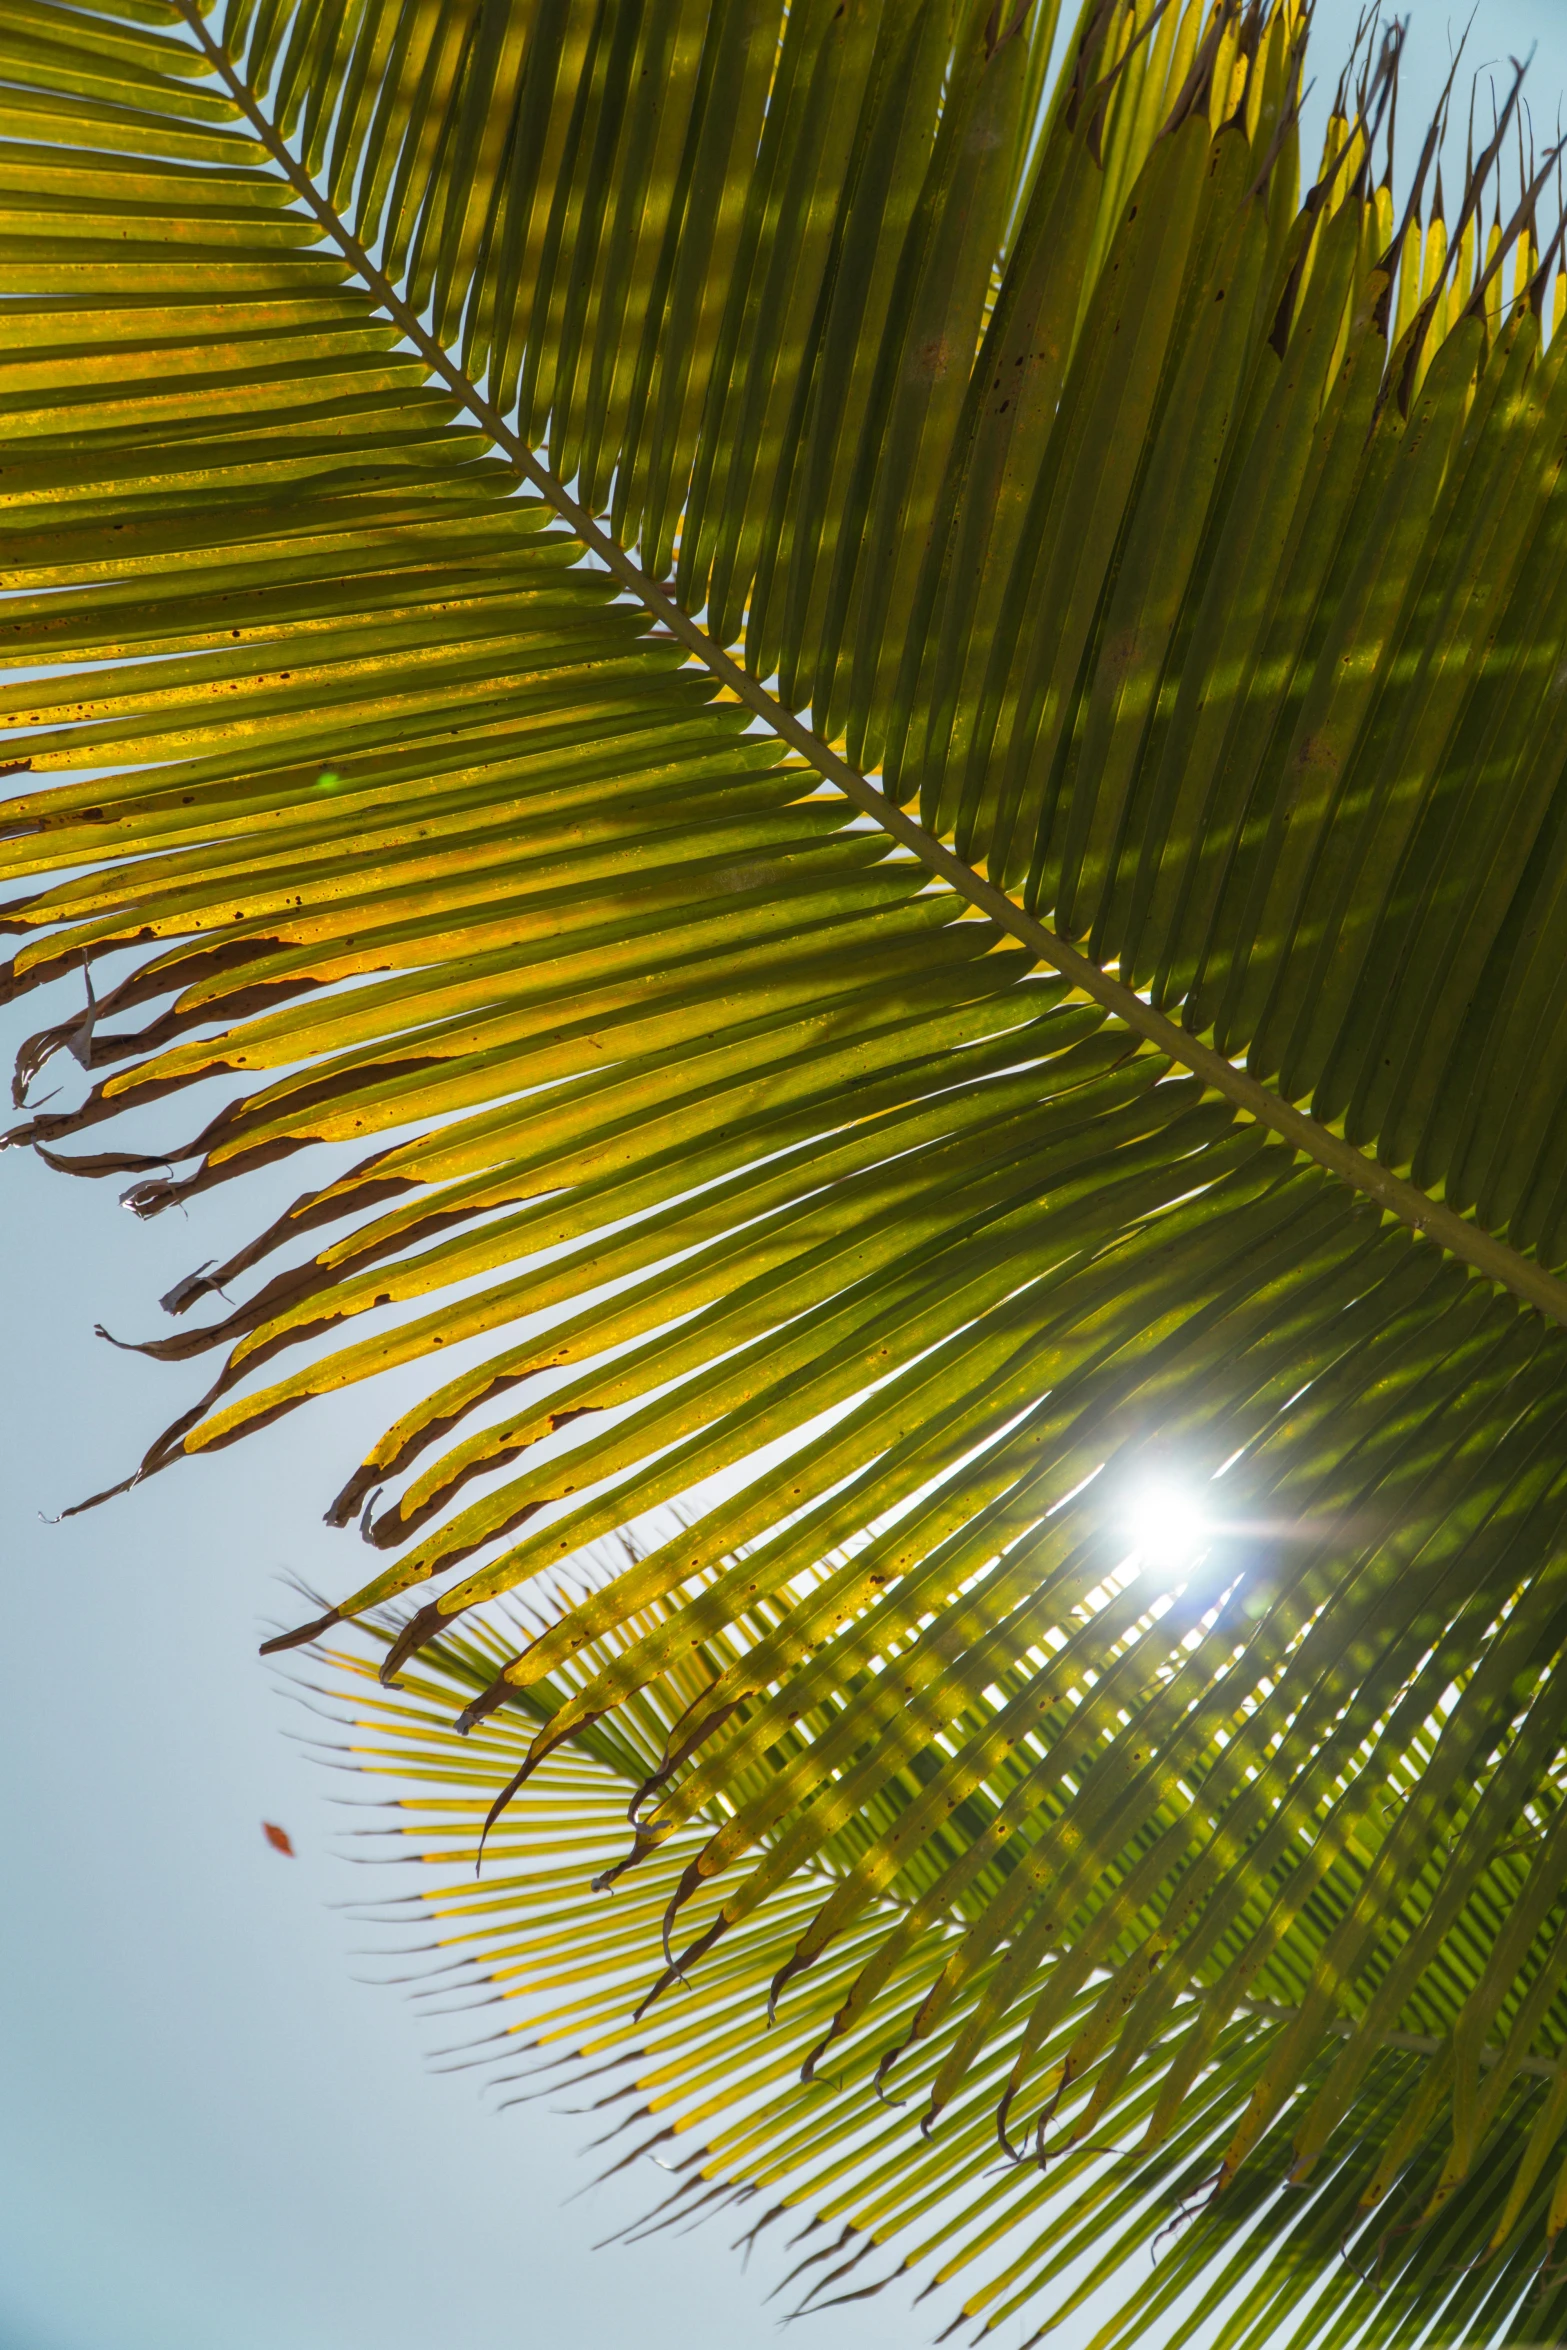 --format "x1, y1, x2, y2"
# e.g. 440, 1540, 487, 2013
4, 8, 1564, 2346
